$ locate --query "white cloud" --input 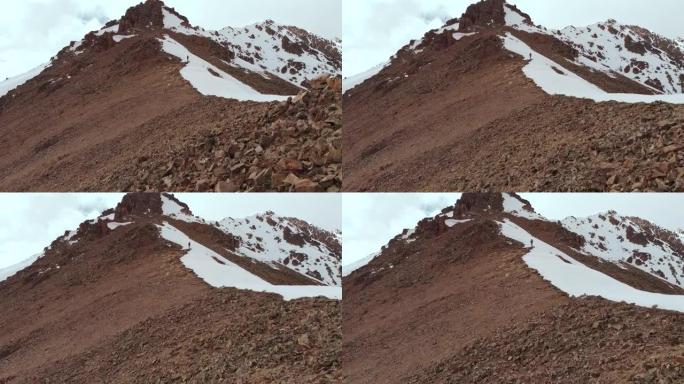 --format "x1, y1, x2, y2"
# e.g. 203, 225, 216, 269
342, 193, 460, 265
0, 193, 123, 269
343, 0, 684, 77
0, 193, 340, 269
0, 0, 340, 79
